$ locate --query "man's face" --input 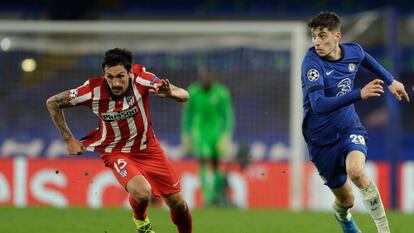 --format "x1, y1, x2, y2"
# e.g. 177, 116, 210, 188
200, 73, 214, 91
311, 27, 341, 58
104, 65, 130, 97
